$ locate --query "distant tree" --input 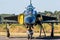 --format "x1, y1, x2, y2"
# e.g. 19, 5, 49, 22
44, 11, 53, 16
38, 12, 45, 15
54, 11, 60, 21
